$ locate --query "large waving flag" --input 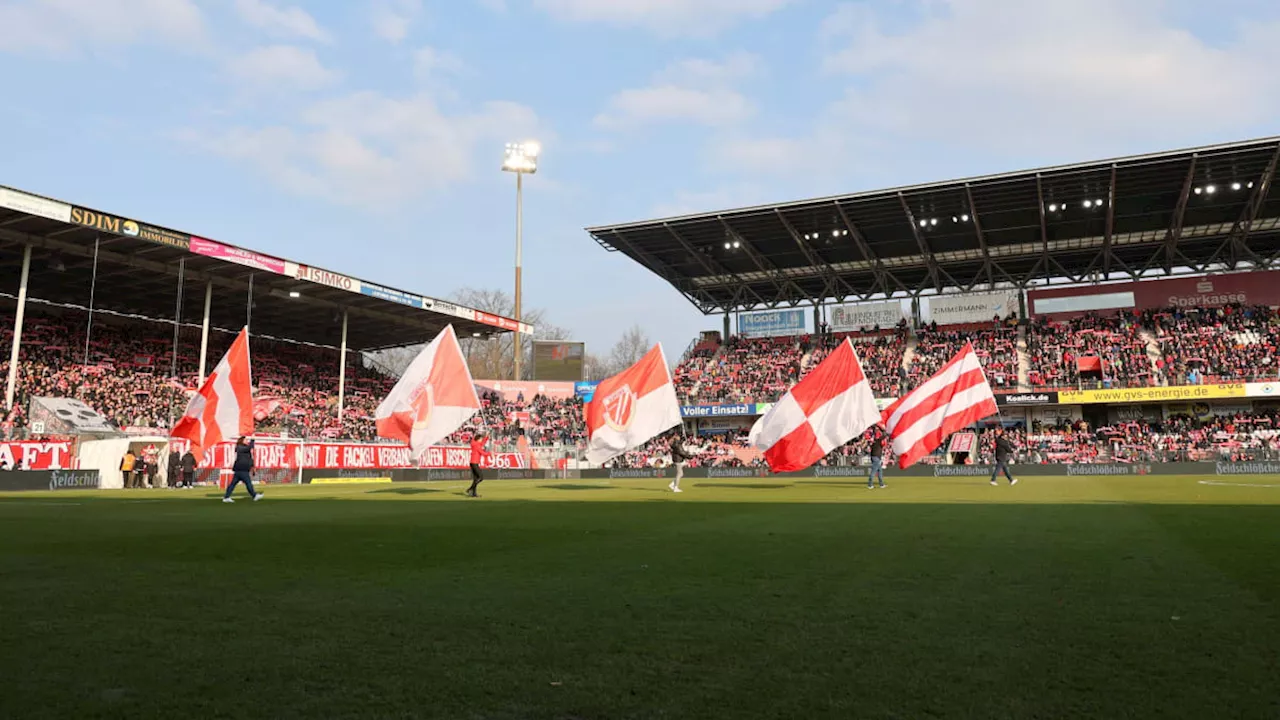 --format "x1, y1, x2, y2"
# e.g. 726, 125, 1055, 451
748, 338, 880, 473
584, 344, 681, 465
882, 342, 998, 469
376, 325, 481, 458
171, 327, 254, 456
